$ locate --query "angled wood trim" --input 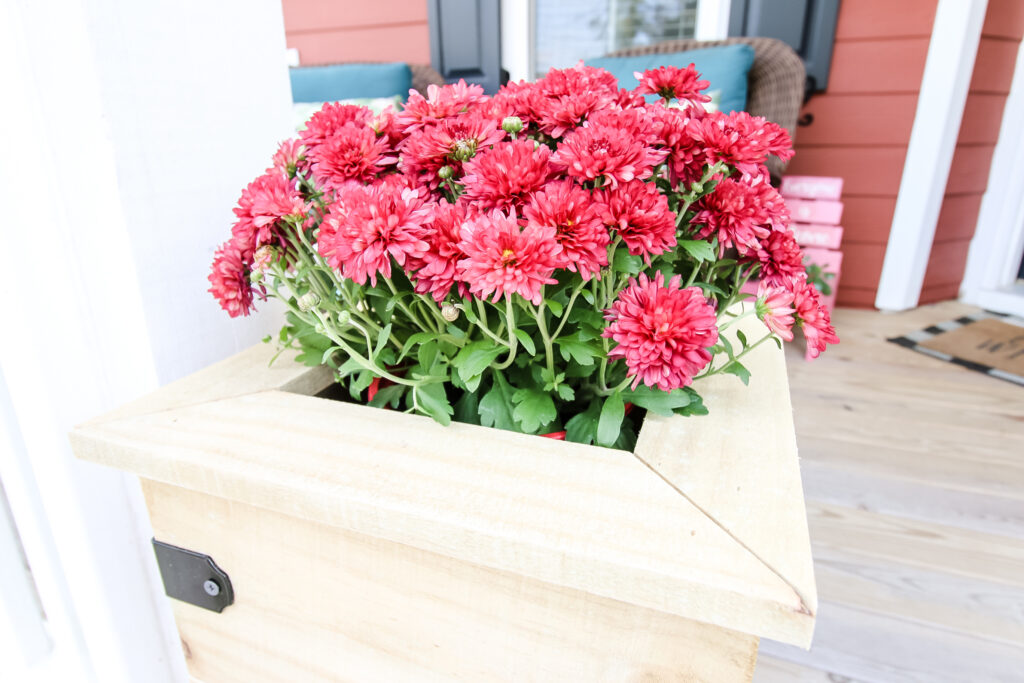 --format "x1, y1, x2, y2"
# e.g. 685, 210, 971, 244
70, 319, 815, 648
